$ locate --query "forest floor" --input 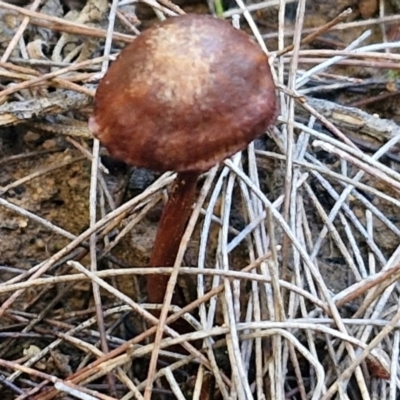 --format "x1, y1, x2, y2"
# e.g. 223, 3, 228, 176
1, 0, 400, 398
